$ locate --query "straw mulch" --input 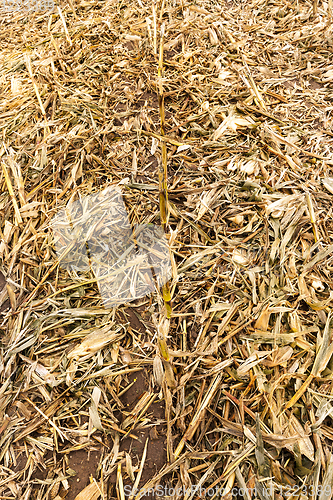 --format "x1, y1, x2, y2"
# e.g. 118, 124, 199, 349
1, 0, 333, 498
